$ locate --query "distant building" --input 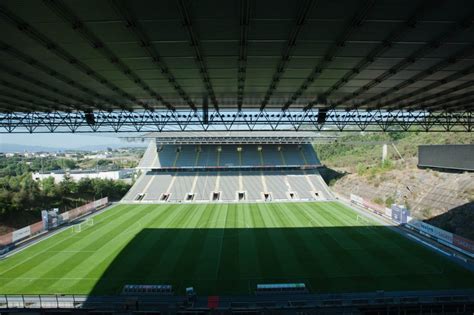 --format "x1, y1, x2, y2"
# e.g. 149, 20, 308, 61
85, 152, 112, 159
32, 169, 134, 182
